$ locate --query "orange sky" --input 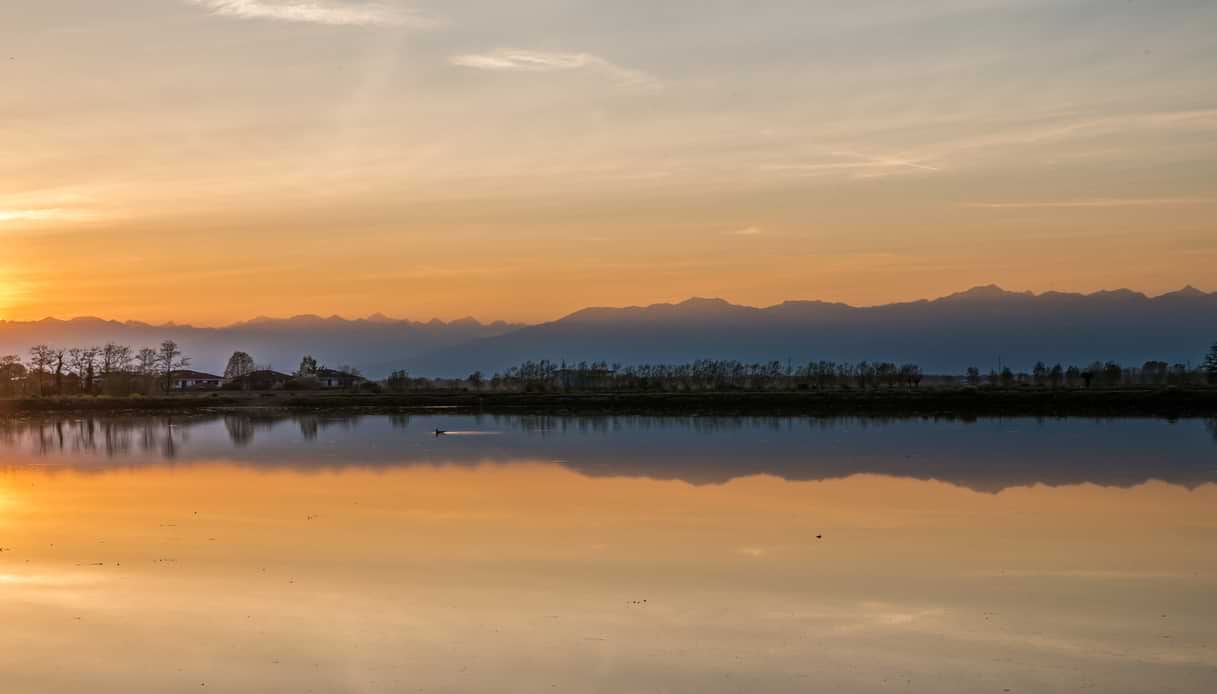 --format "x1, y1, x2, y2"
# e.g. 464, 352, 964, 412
2, 1, 1215, 324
